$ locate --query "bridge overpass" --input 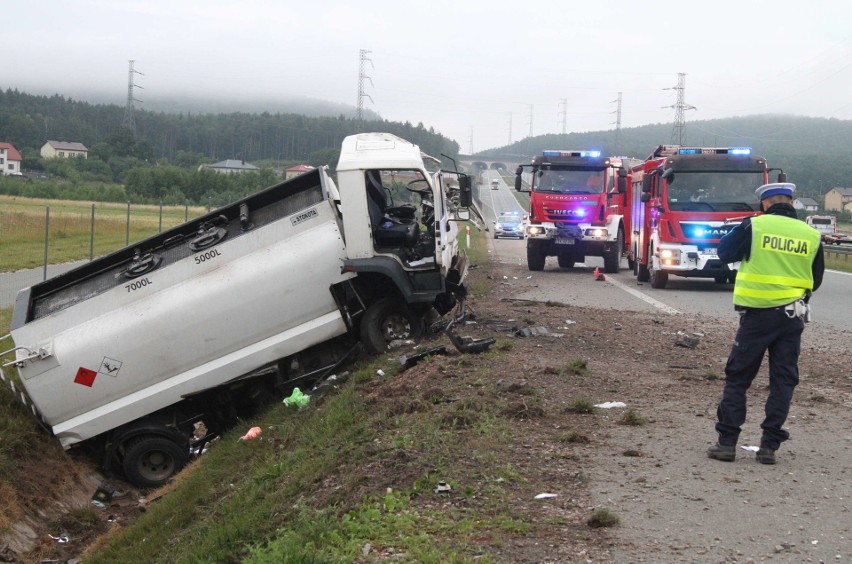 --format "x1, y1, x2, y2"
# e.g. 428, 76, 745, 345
459, 154, 533, 173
